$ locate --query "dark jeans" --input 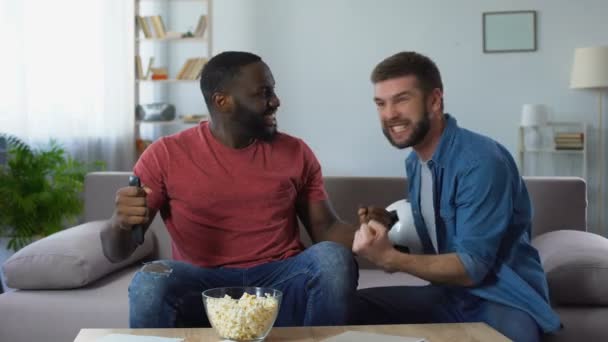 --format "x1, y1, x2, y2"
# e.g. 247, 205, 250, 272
354, 286, 541, 342
128, 241, 358, 327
